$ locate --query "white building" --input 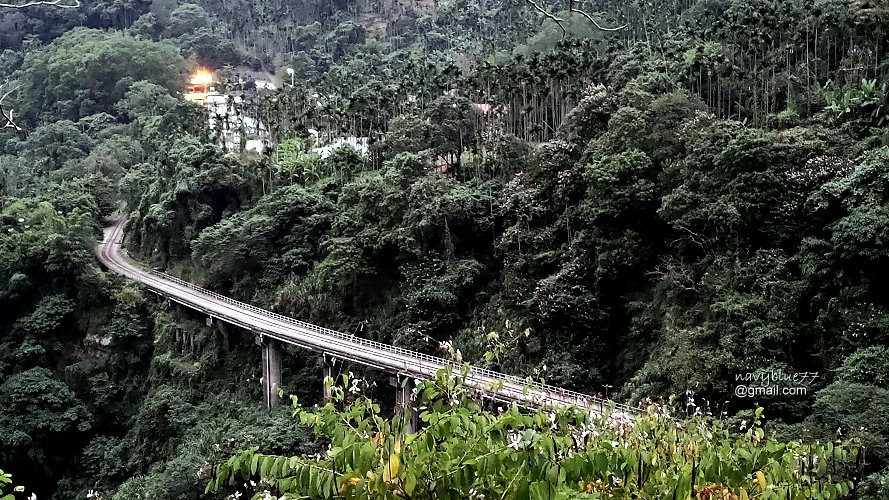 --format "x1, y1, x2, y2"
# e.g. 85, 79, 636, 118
308, 130, 369, 159
203, 93, 269, 153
